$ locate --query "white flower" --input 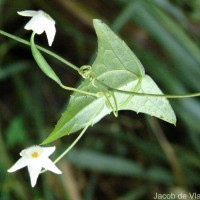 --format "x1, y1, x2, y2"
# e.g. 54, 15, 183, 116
17, 10, 56, 46
7, 145, 62, 187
